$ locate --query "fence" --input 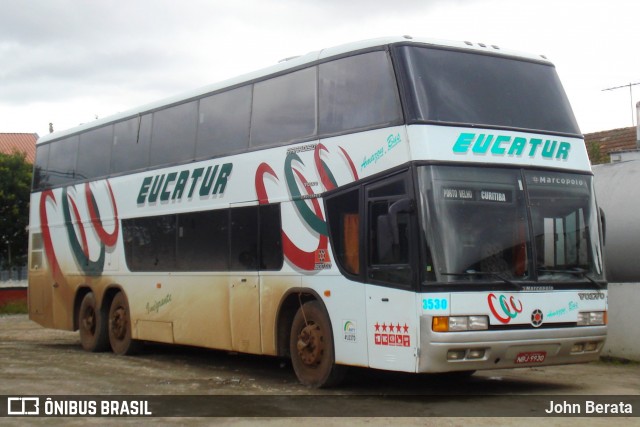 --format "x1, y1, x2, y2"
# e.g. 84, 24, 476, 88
0, 266, 28, 283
